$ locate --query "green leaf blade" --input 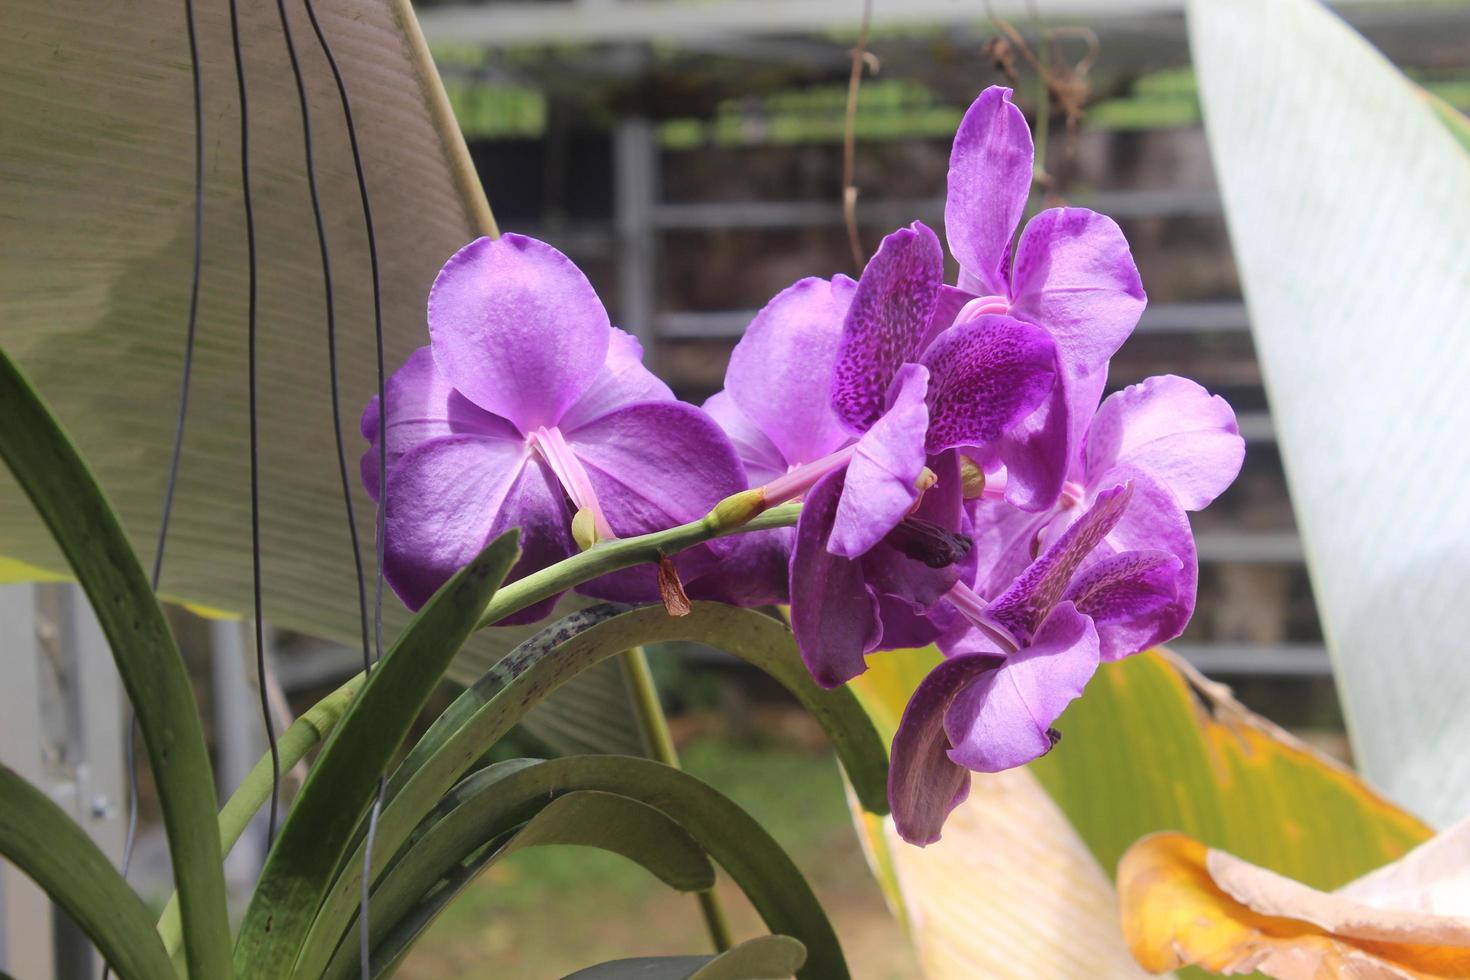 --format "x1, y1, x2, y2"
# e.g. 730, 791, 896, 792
232, 531, 519, 979
0, 766, 174, 980
0, 351, 232, 980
